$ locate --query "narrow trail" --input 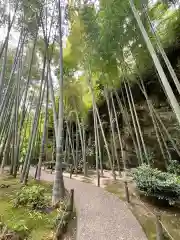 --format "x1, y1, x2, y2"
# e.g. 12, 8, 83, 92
30, 168, 147, 240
